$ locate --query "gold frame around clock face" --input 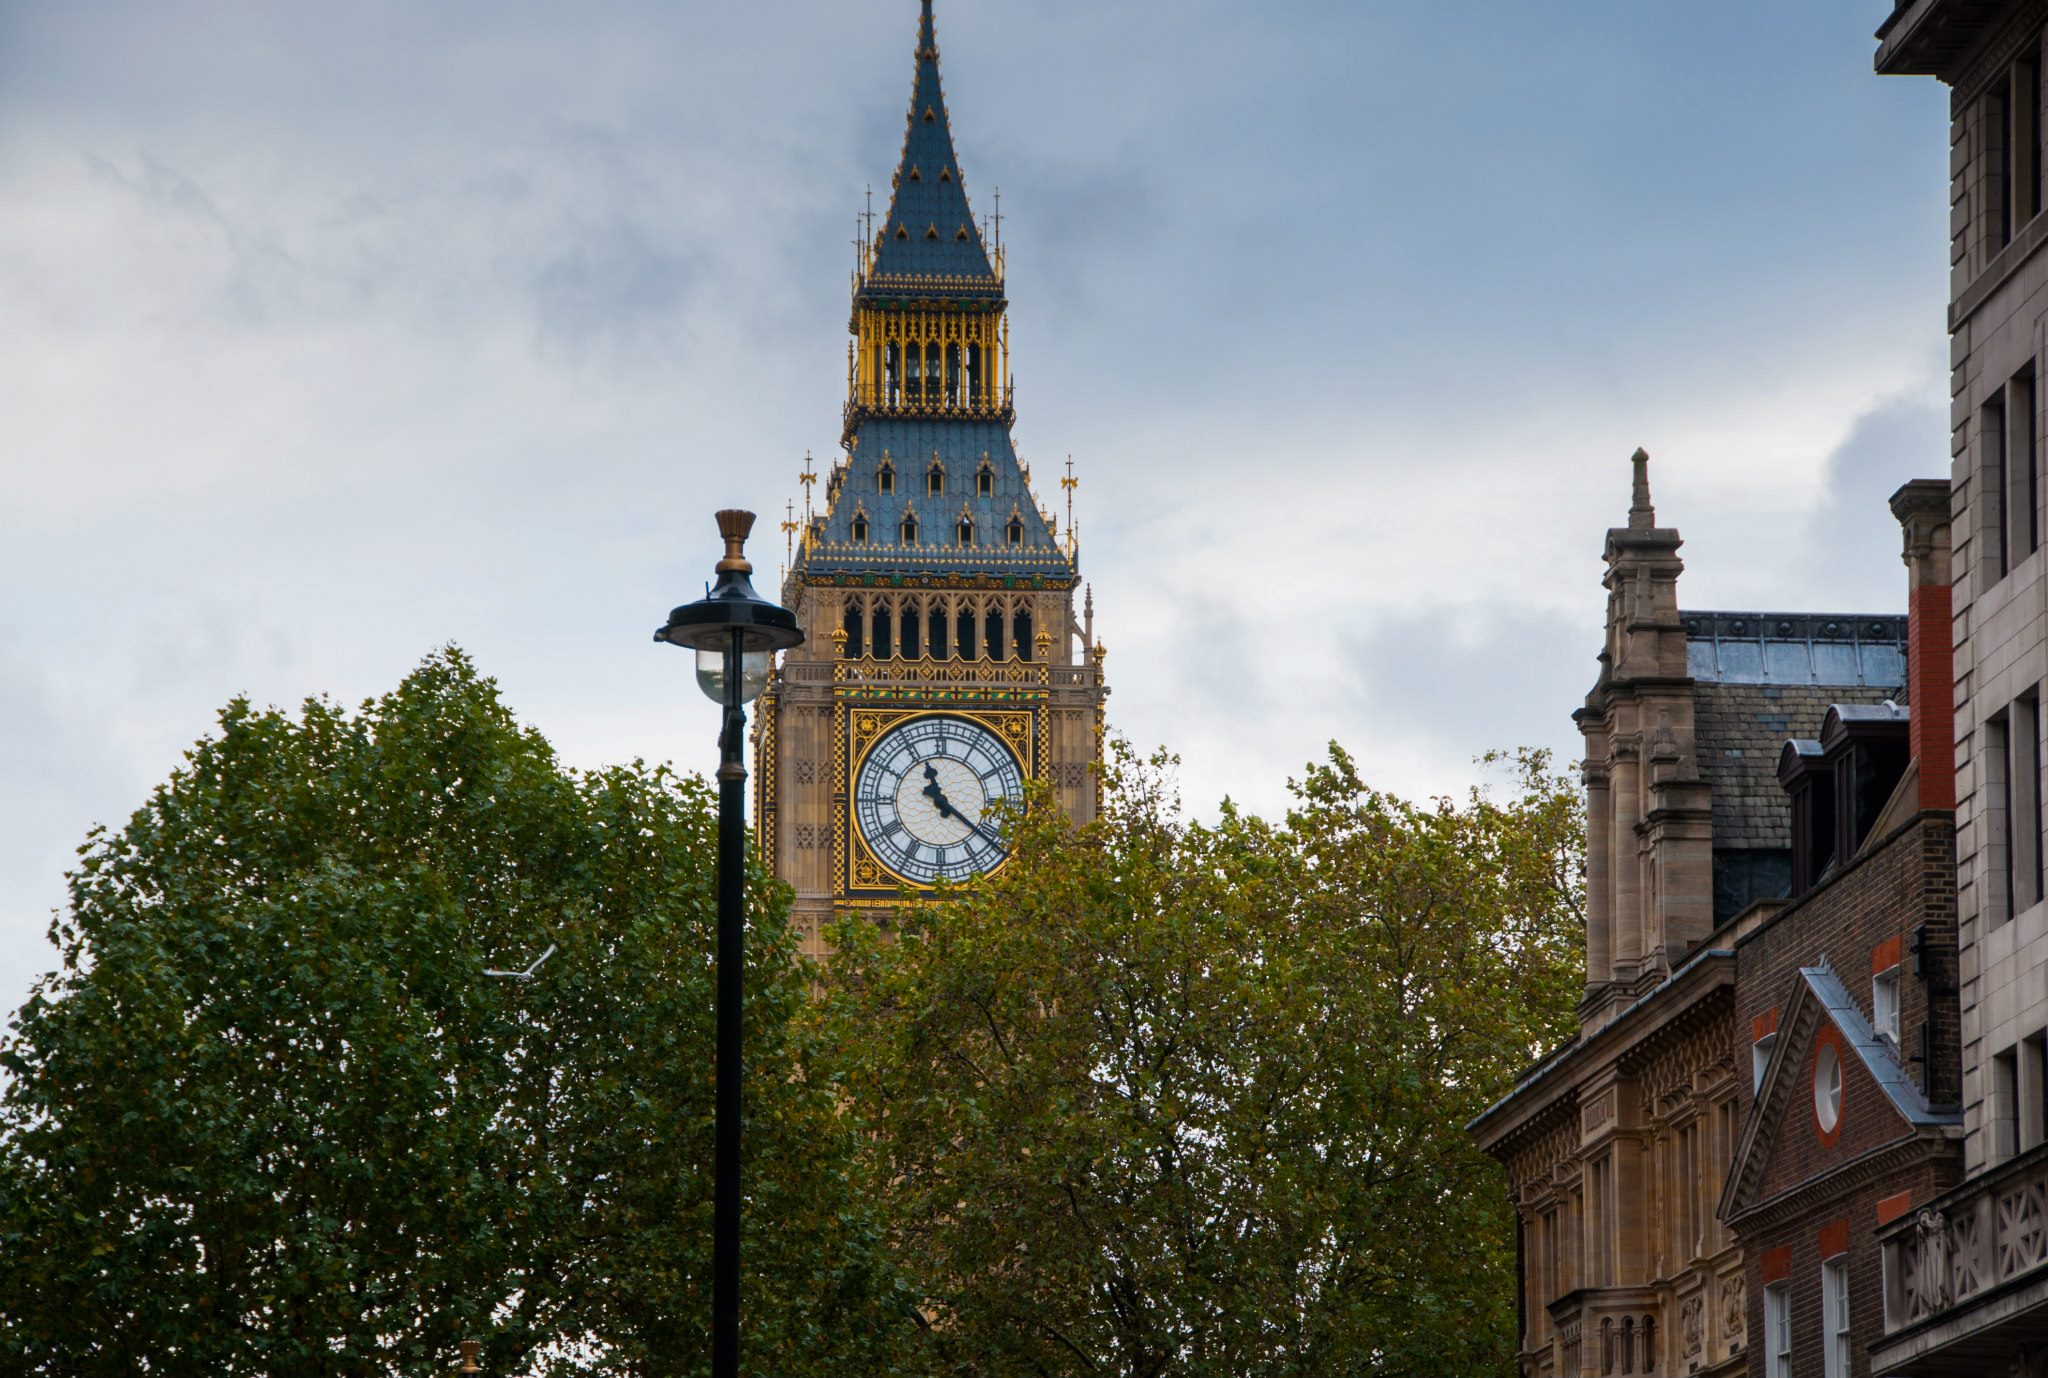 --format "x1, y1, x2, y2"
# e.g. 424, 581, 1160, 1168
841, 706, 1037, 896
